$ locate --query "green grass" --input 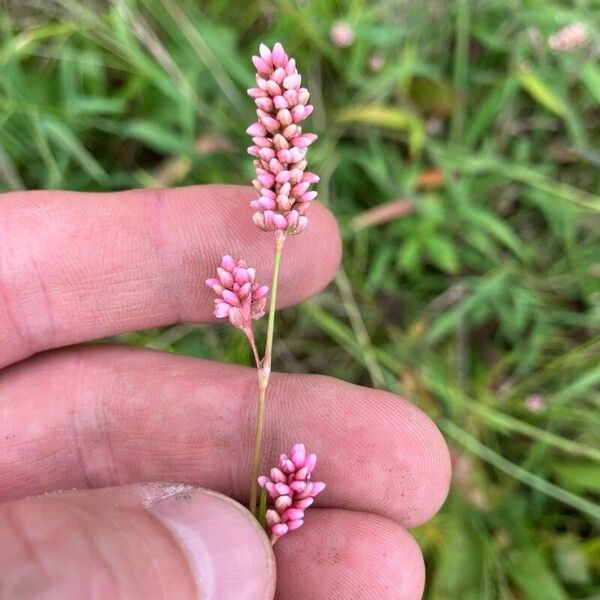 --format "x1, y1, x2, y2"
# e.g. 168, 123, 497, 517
2, 0, 599, 597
